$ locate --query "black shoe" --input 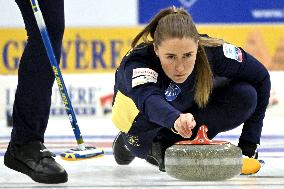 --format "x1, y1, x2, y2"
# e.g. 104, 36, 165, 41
112, 132, 135, 165
4, 141, 68, 184
146, 139, 173, 172
238, 139, 258, 159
